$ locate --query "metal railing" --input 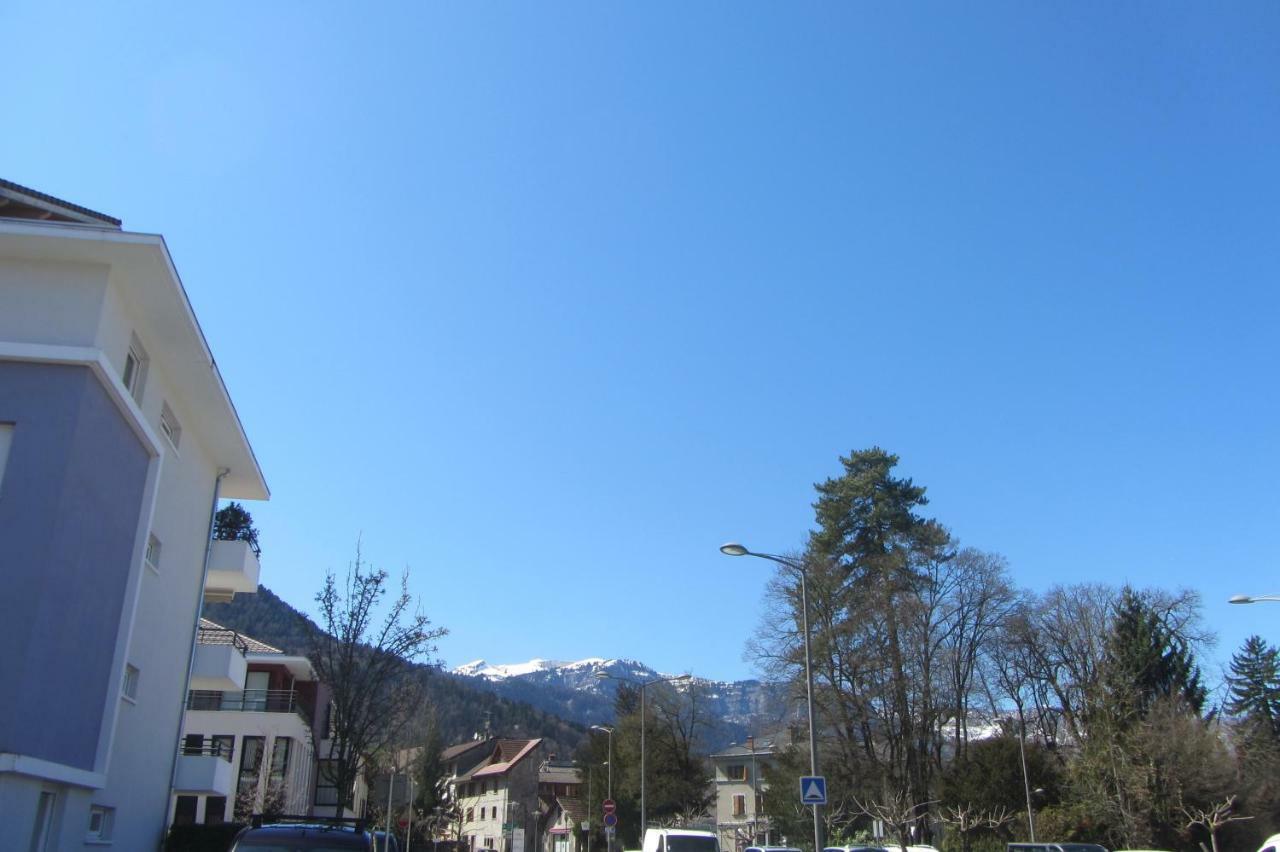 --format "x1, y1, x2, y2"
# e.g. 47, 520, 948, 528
179, 736, 234, 761
187, 688, 304, 716
196, 625, 250, 654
